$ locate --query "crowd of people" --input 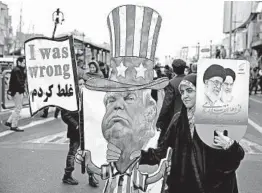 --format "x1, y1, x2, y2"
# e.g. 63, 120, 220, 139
153, 62, 197, 80
61, 58, 245, 193
250, 66, 262, 95
4, 55, 247, 192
